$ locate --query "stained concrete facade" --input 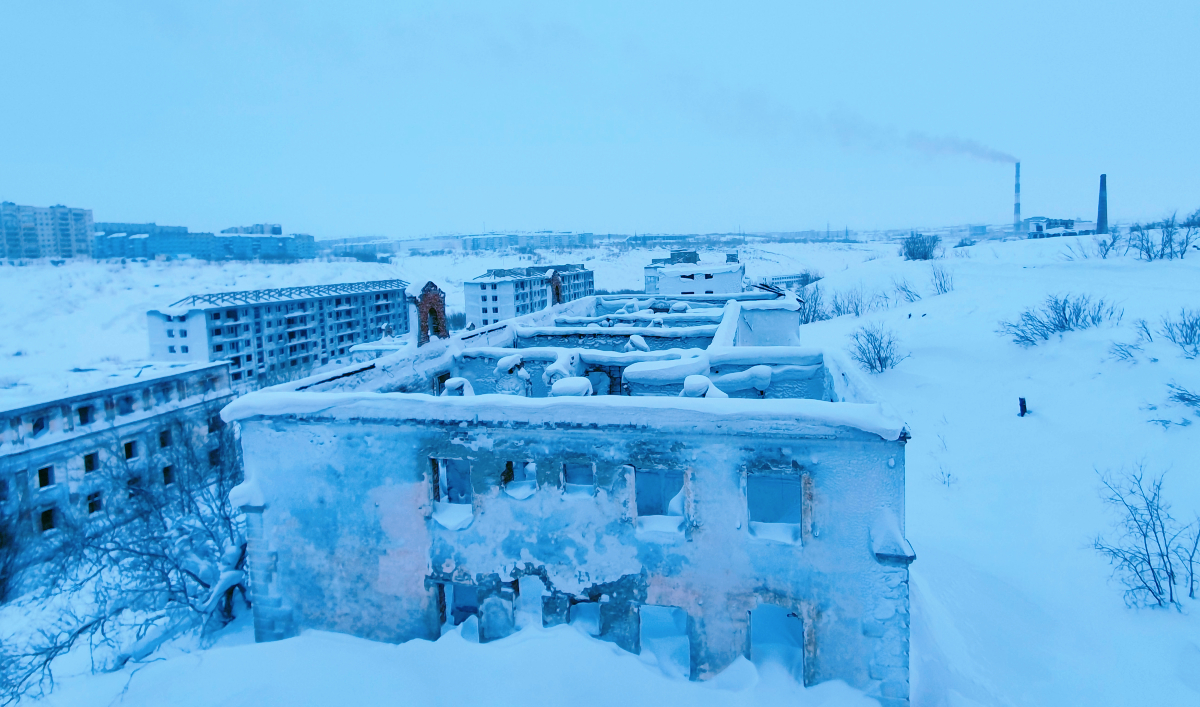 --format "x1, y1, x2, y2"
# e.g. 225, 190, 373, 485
226, 291, 914, 705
